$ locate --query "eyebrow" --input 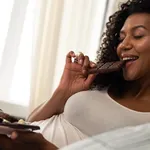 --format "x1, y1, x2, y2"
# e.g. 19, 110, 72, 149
120, 25, 147, 35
